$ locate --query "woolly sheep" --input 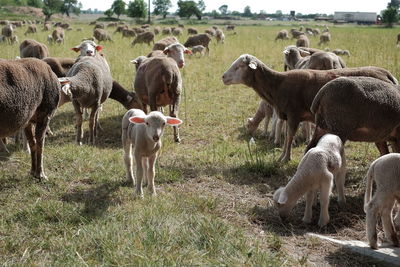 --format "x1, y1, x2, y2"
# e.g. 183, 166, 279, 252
52, 27, 65, 44
24, 24, 37, 36
274, 134, 346, 227
132, 31, 155, 47
318, 32, 331, 46
191, 45, 206, 56
152, 36, 178, 51
122, 109, 182, 197
184, 33, 212, 54
275, 30, 289, 41
215, 29, 225, 44
20, 39, 49, 59
296, 35, 309, 47
93, 28, 112, 43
